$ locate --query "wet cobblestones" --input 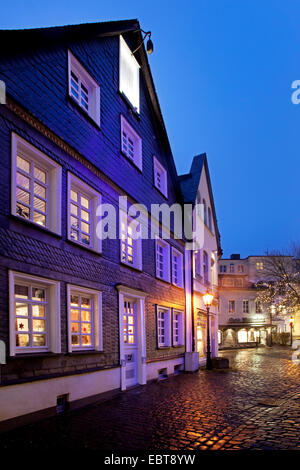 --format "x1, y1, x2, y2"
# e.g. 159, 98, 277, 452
0, 346, 299, 450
